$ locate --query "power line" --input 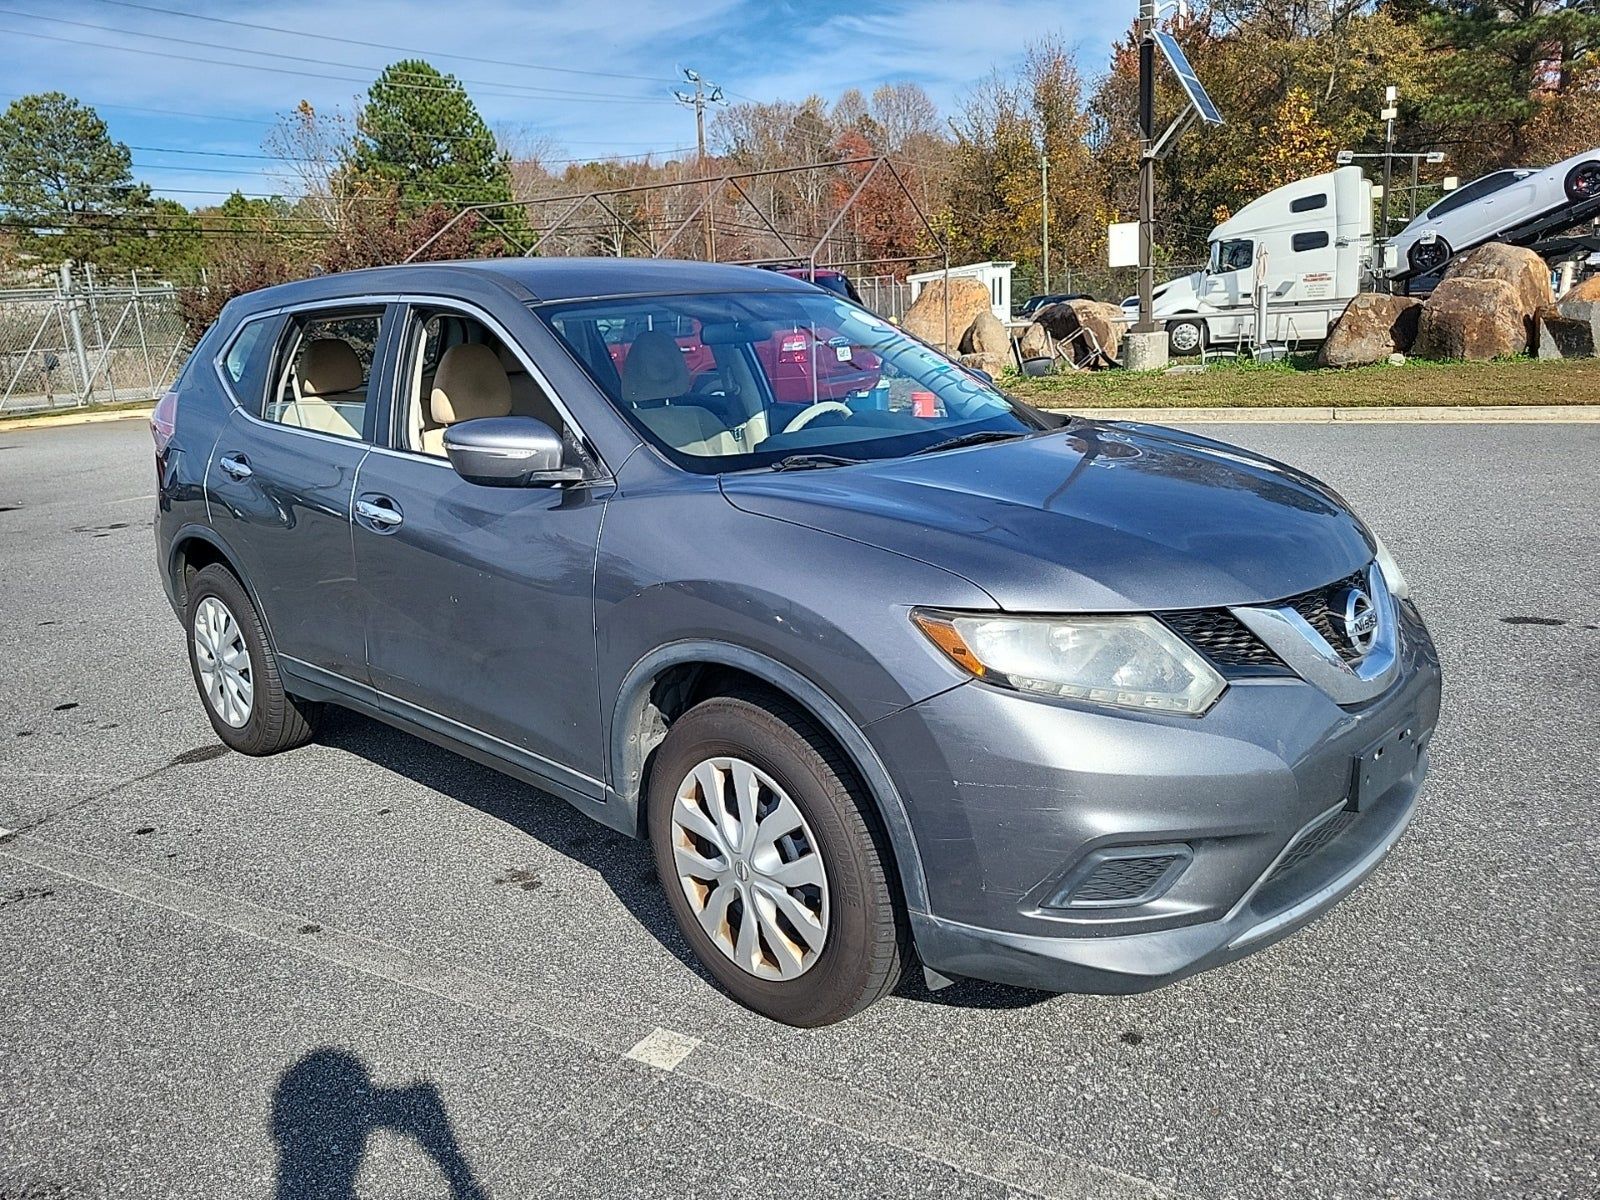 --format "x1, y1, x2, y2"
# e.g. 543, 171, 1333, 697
0, 21, 673, 106
0, 94, 722, 152
0, 7, 672, 104
87, 0, 680, 86
123, 143, 697, 166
